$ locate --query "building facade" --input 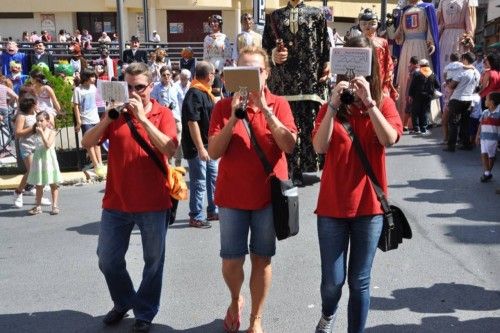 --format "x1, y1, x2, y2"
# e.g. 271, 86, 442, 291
0, 0, 399, 43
